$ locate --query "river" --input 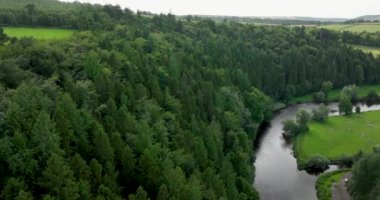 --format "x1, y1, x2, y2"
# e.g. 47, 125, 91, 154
253, 102, 380, 200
